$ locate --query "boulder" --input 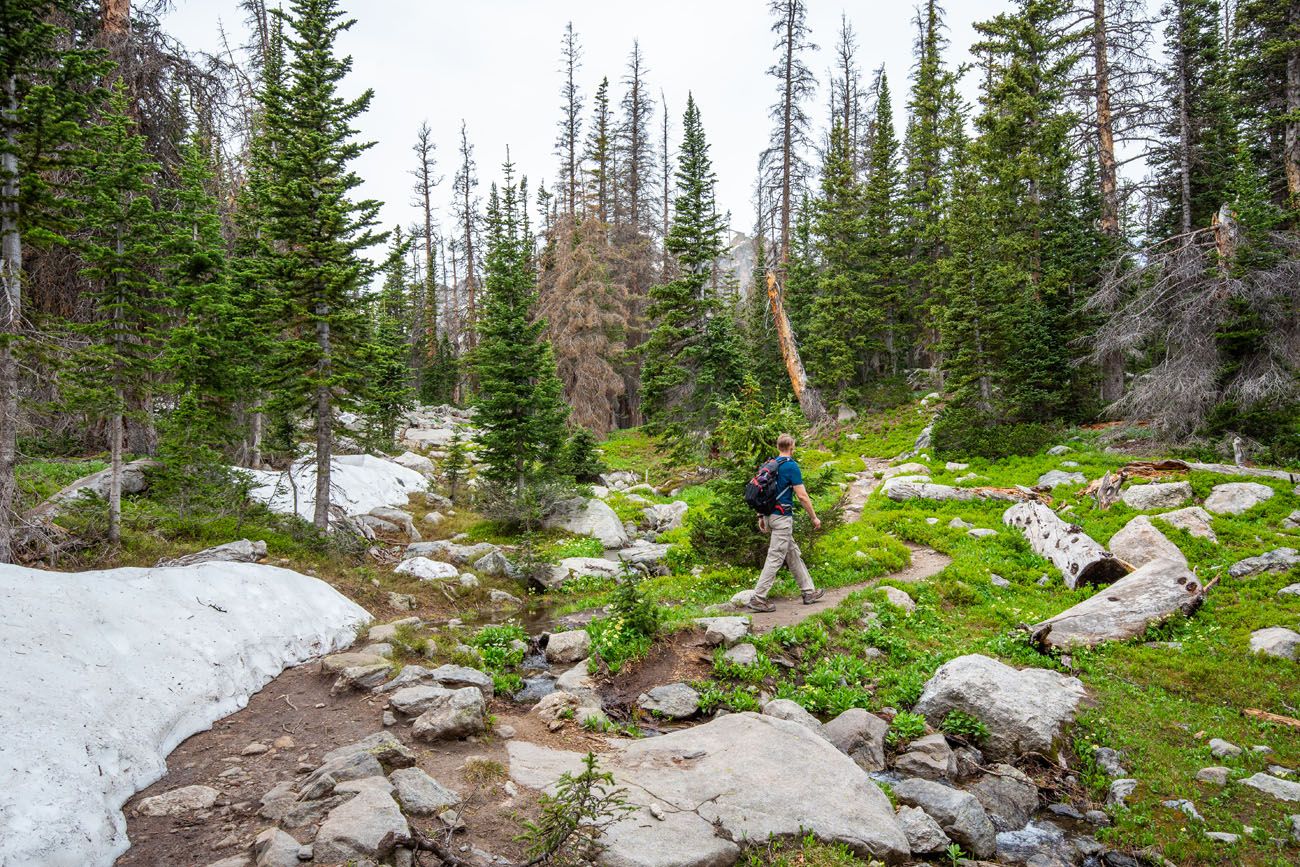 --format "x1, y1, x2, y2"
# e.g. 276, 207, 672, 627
967, 764, 1039, 832
614, 539, 672, 573
1249, 627, 1300, 660
312, 777, 408, 863
1196, 767, 1230, 786
1027, 558, 1204, 650
838, 404, 858, 422
489, 588, 524, 606
1037, 470, 1086, 488
388, 767, 461, 815
1209, 738, 1242, 759
506, 713, 909, 864
427, 664, 495, 701
1121, 481, 1193, 511
369, 507, 420, 542
137, 784, 219, 817
1047, 445, 1072, 456
642, 501, 689, 532
545, 557, 621, 590
1154, 506, 1217, 541
320, 731, 417, 770
331, 663, 391, 695
253, 827, 301, 867
1280, 583, 1300, 598
723, 643, 758, 666
405, 539, 498, 565
552, 661, 599, 701
884, 478, 1022, 503
892, 777, 996, 859
411, 687, 487, 741
893, 733, 956, 781
637, 683, 701, 719
368, 617, 421, 642
1204, 482, 1275, 515
821, 708, 888, 772
389, 685, 451, 716
28, 458, 159, 523
882, 462, 931, 479
880, 586, 916, 613
896, 805, 951, 855
1284, 510, 1300, 529
1240, 773, 1300, 802
543, 497, 630, 548
1109, 516, 1187, 569
762, 699, 823, 734
544, 630, 591, 664
157, 539, 268, 568
914, 655, 1087, 761
473, 550, 516, 579
391, 451, 436, 479
394, 557, 460, 582
695, 616, 750, 647
1229, 548, 1300, 578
